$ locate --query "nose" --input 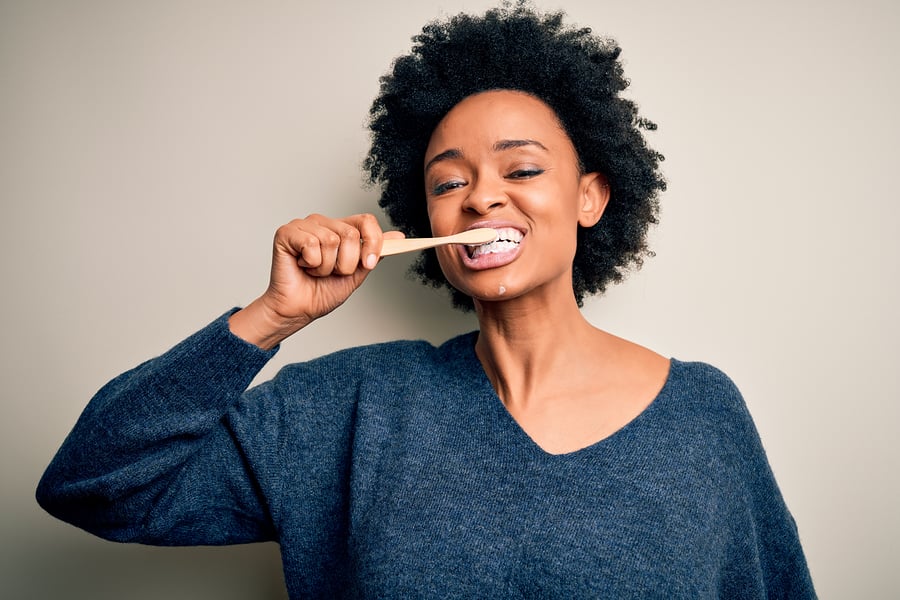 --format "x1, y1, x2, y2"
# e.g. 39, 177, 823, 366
462, 175, 507, 214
